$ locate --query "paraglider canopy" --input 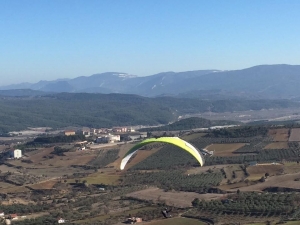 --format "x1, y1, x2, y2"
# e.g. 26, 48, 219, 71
120, 137, 205, 170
